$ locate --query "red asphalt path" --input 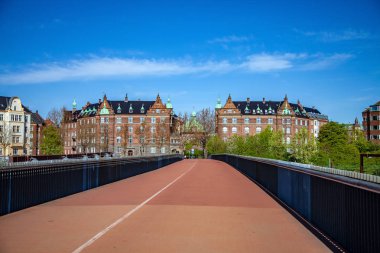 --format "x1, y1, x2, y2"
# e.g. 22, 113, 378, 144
0, 159, 330, 253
